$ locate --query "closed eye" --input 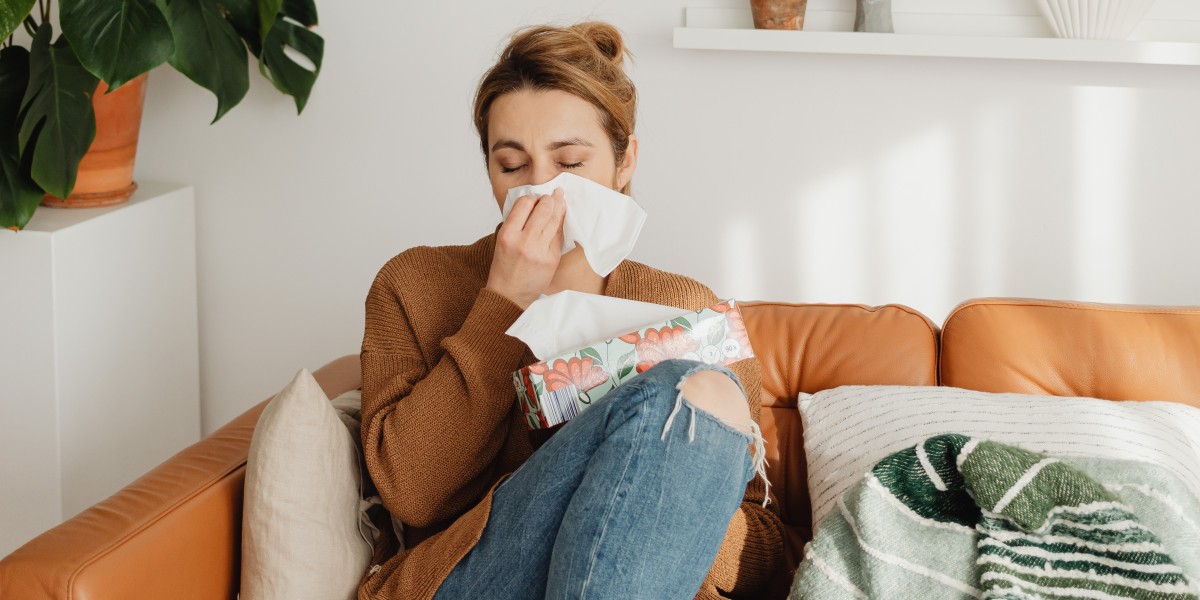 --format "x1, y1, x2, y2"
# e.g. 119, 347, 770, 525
559, 162, 583, 170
